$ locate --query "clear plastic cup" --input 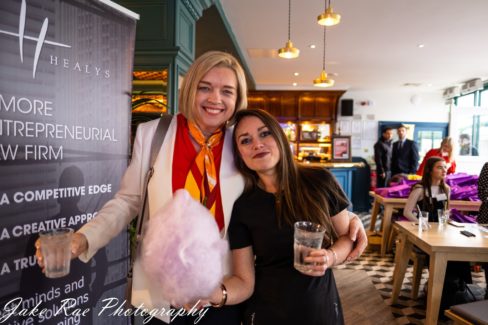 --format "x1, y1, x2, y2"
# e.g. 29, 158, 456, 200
418, 211, 429, 231
39, 228, 73, 278
293, 221, 328, 273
